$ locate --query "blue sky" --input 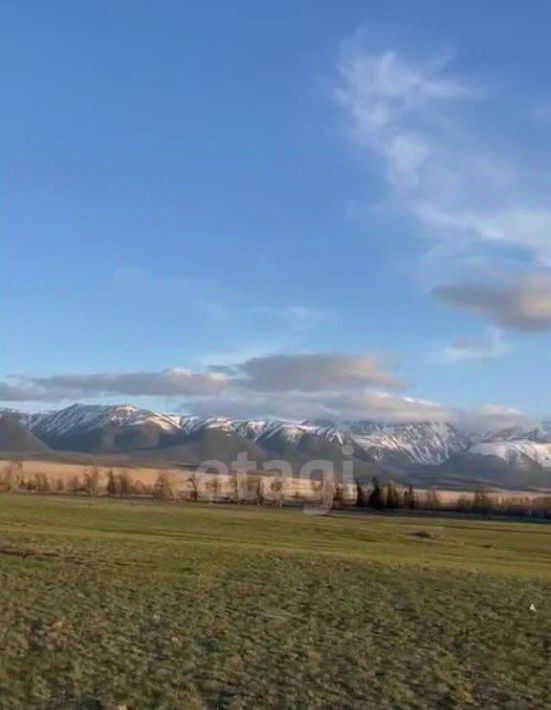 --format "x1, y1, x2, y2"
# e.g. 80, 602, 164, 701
2, 1, 551, 424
